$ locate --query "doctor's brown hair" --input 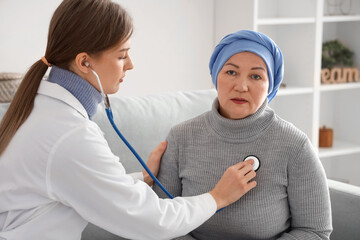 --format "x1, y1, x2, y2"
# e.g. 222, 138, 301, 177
0, 0, 133, 156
